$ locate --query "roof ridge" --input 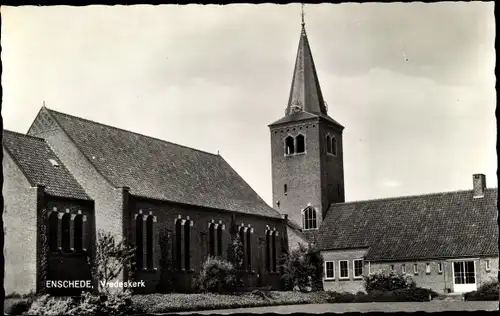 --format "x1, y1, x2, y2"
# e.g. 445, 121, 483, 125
45, 107, 220, 158
332, 187, 498, 207
3, 129, 47, 142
